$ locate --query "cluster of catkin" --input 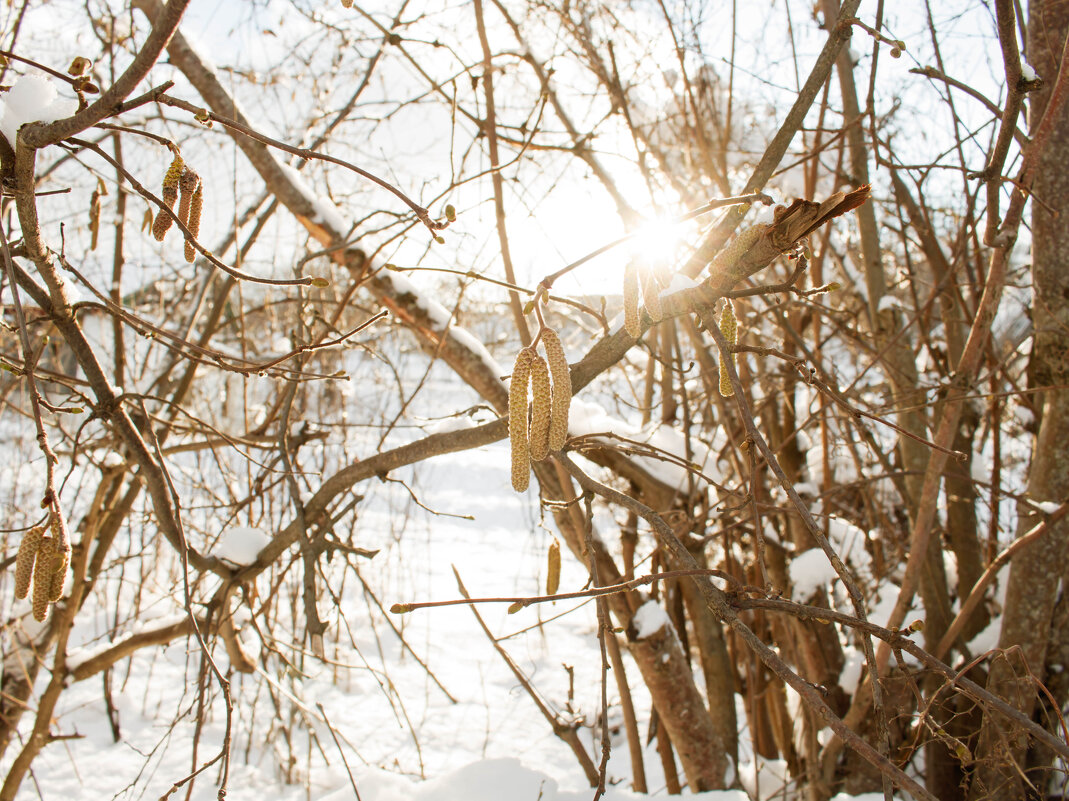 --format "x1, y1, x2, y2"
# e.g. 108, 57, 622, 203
15, 511, 71, 622
623, 261, 670, 338
509, 329, 571, 492
151, 153, 203, 264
